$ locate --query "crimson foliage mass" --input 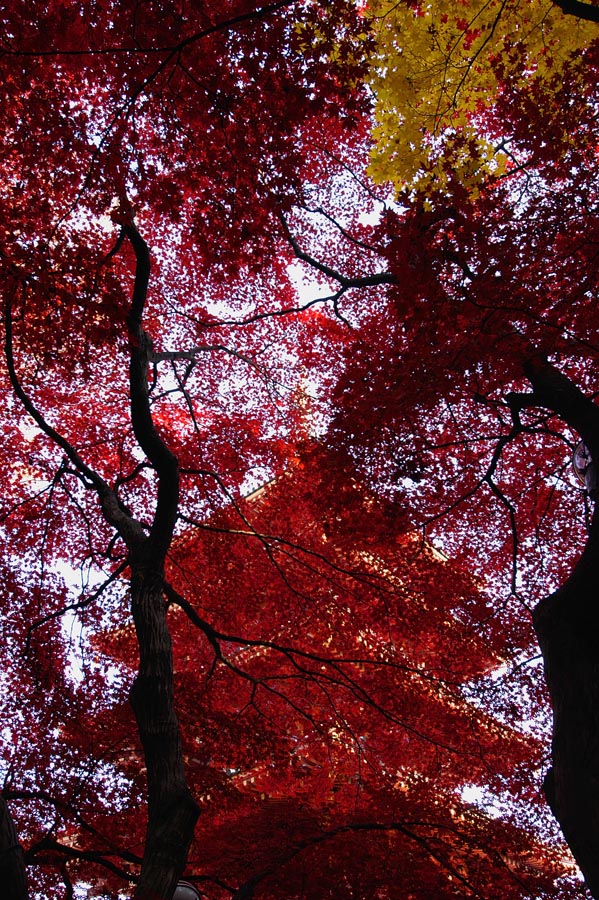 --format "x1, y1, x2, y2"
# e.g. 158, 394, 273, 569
1, 1, 599, 899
